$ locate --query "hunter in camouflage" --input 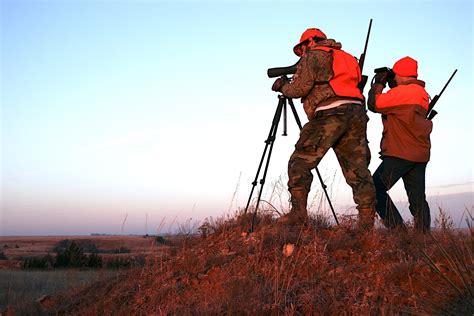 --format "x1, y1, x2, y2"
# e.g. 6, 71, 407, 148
272, 28, 376, 228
